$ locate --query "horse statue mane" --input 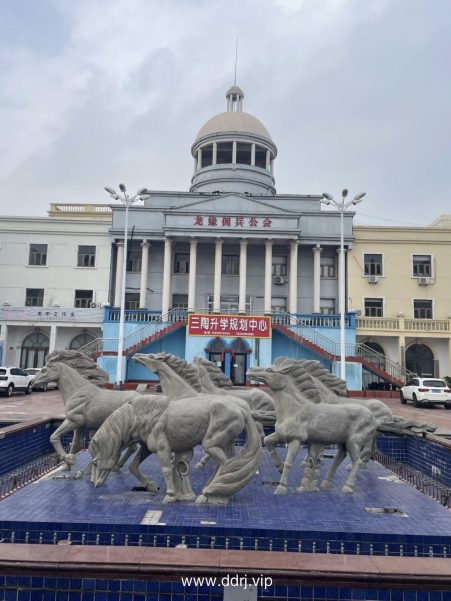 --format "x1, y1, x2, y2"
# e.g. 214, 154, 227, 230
193, 357, 234, 389
151, 352, 202, 392
272, 357, 348, 402
45, 350, 109, 387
